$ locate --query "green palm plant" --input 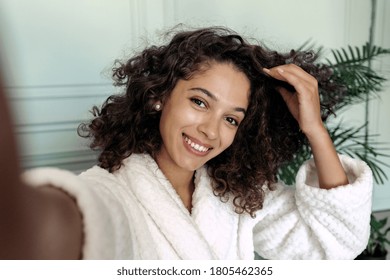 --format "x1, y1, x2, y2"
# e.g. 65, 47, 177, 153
277, 43, 390, 260
328, 43, 390, 110
356, 214, 390, 259
278, 43, 390, 186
